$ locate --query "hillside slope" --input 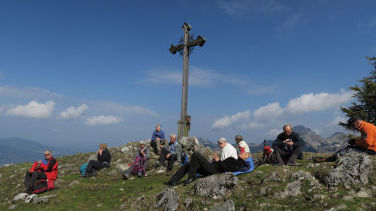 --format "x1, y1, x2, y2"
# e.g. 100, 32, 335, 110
1, 139, 376, 210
